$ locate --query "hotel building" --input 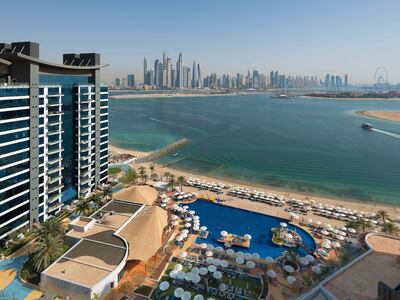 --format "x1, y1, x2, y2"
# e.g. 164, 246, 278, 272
0, 41, 109, 241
